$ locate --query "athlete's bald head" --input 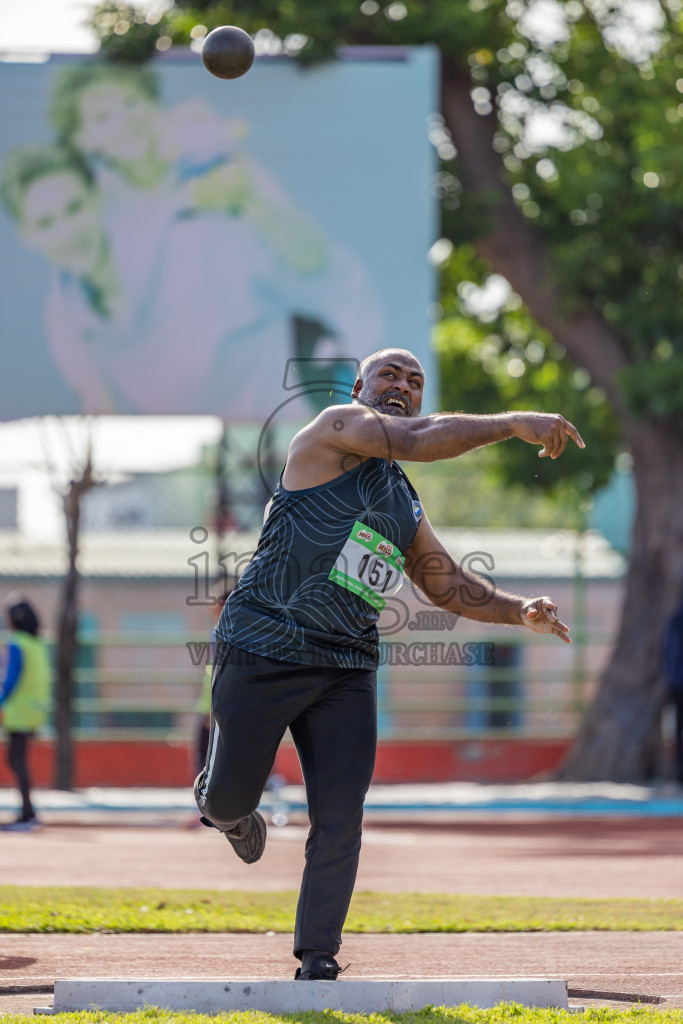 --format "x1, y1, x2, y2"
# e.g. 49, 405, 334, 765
353, 349, 425, 418
357, 348, 425, 385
